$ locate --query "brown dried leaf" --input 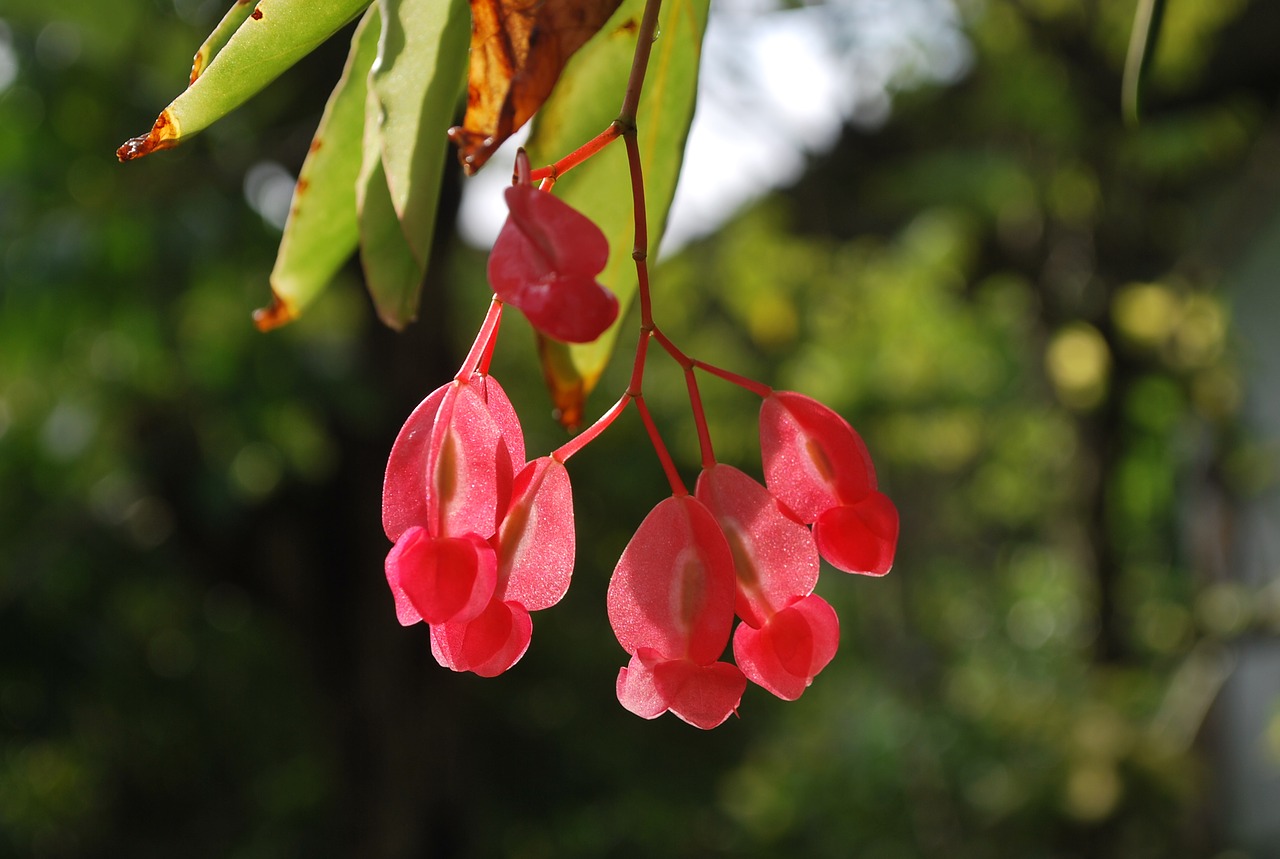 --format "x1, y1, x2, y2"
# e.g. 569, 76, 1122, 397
447, 0, 622, 173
